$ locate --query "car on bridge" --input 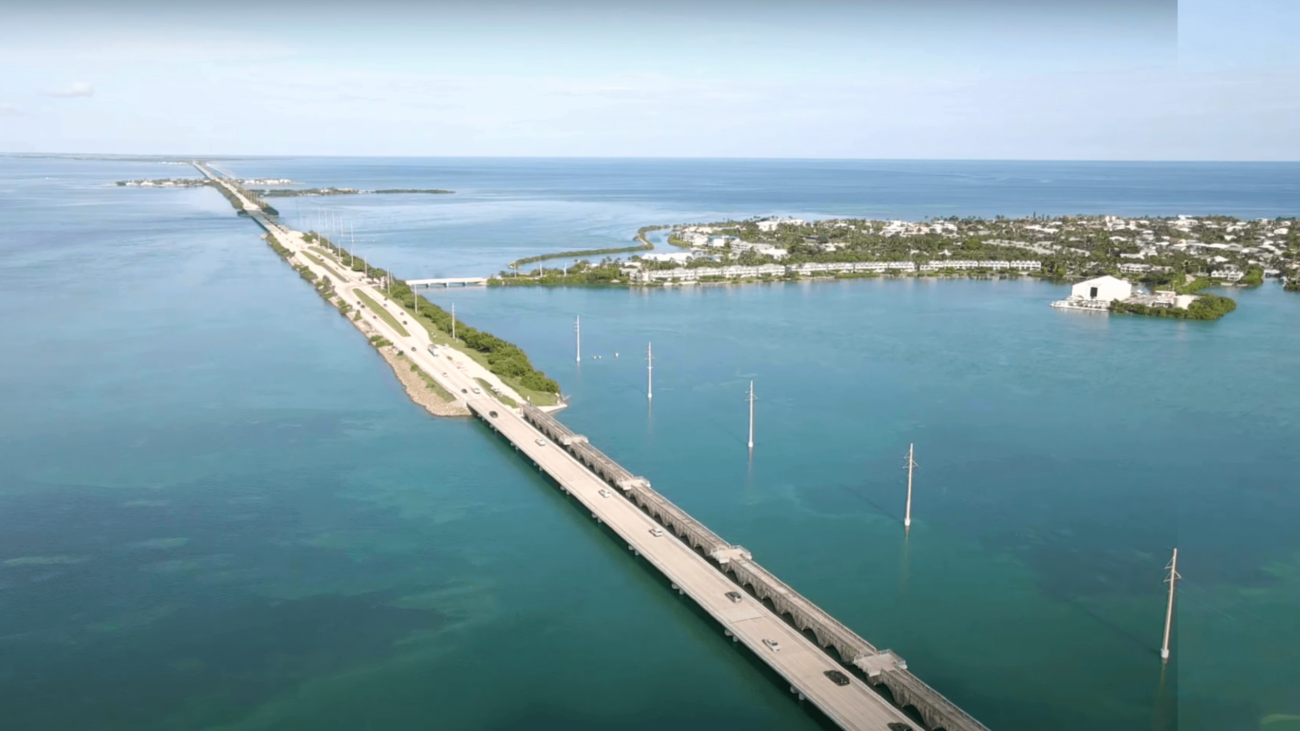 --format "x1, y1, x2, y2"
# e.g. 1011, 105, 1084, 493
599, 489, 612, 498
725, 591, 743, 603
762, 638, 781, 652
824, 670, 851, 687
535, 438, 547, 446
649, 528, 665, 538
